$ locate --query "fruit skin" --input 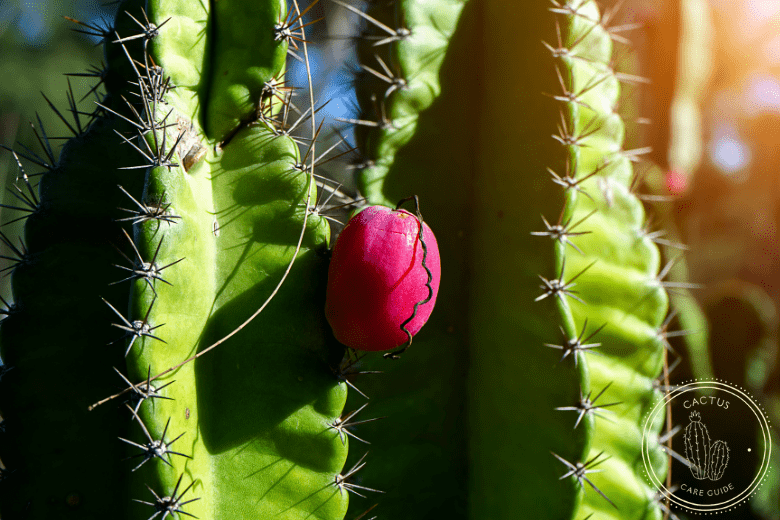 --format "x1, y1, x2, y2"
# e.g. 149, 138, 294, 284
325, 205, 441, 351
